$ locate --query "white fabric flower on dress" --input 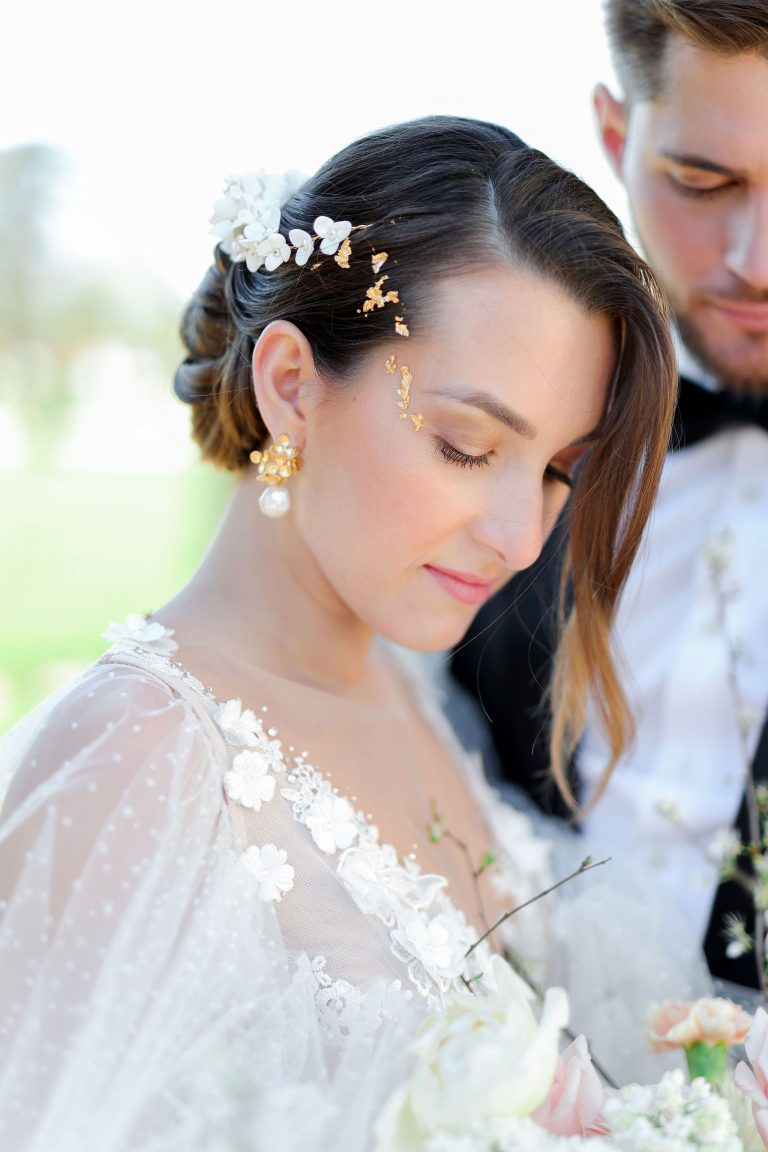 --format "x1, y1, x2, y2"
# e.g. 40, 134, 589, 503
215, 698, 261, 747
391, 907, 474, 987
241, 843, 295, 902
314, 216, 352, 256
338, 843, 447, 923
224, 749, 276, 811
102, 615, 178, 656
289, 228, 315, 266
305, 793, 358, 854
